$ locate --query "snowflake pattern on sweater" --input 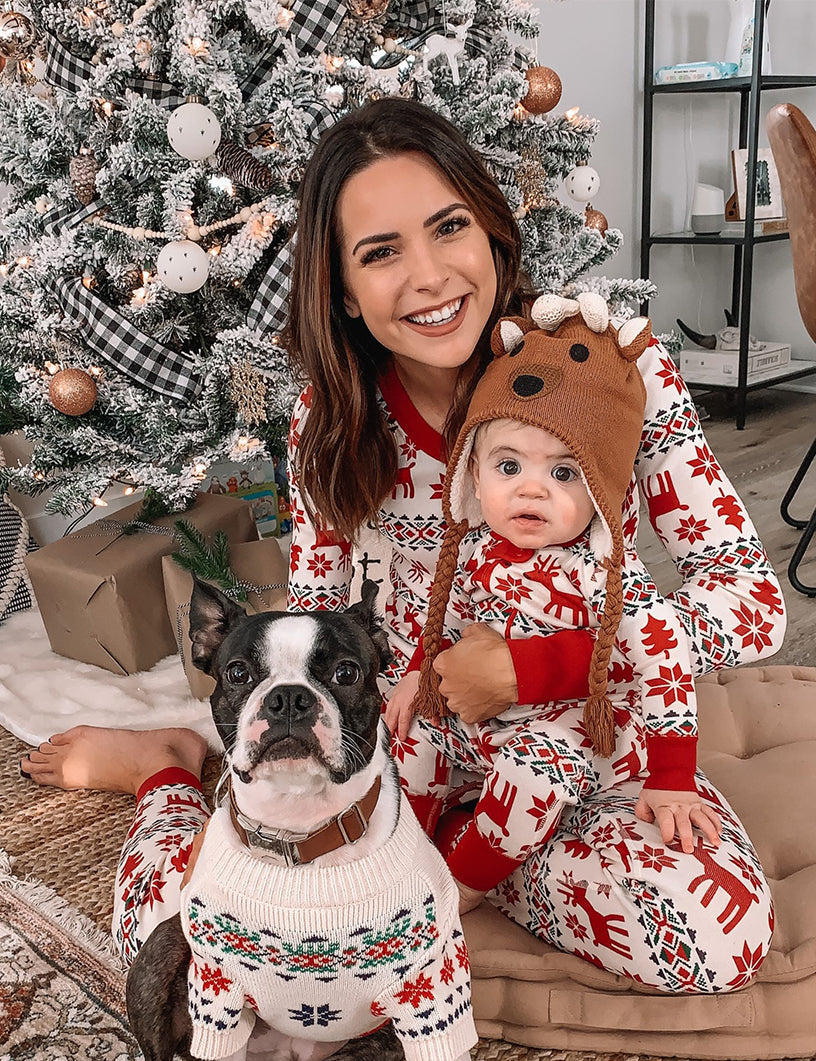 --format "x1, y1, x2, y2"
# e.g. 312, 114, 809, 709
287, 342, 785, 697
181, 807, 476, 1061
